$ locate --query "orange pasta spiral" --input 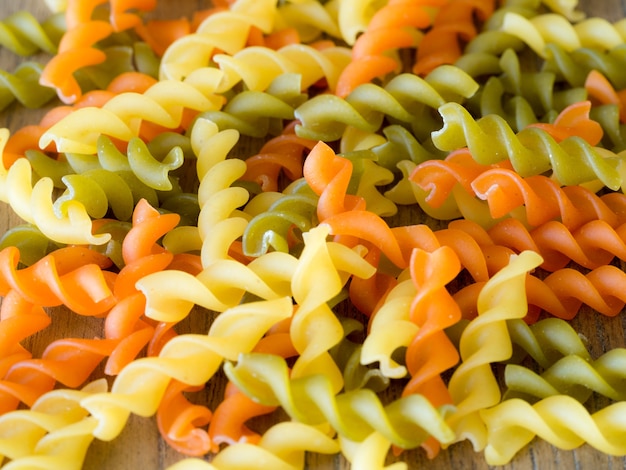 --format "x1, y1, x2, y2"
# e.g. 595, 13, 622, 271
335, 0, 447, 98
